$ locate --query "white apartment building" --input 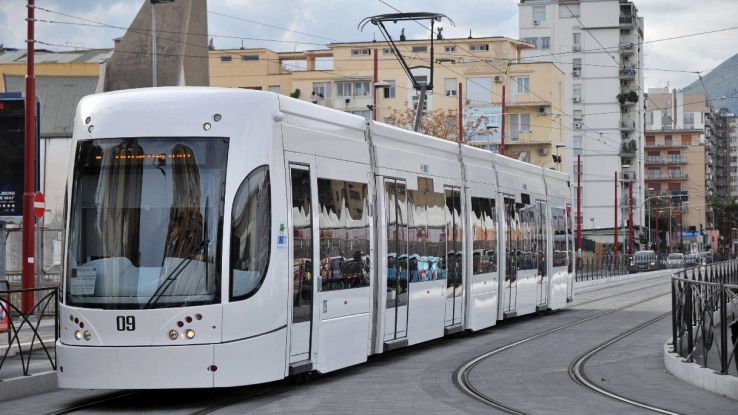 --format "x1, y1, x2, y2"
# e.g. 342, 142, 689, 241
518, 0, 645, 244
